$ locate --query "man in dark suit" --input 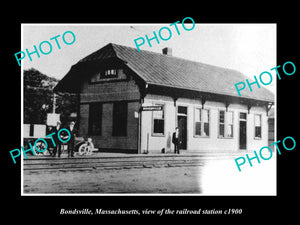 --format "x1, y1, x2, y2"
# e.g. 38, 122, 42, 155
172, 127, 180, 154
52, 121, 62, 157
66, 121, 77, 157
